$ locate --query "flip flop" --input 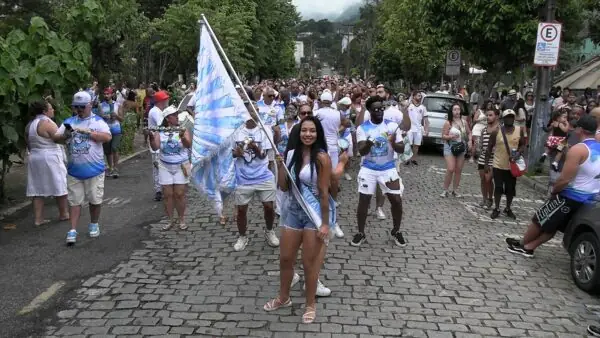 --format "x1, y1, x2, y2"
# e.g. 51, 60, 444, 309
3, 224, 17, 230
302, 306, 317, 324
34, 219, 51, 227
59, 215, 70, 221
219, 216, 228, 226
